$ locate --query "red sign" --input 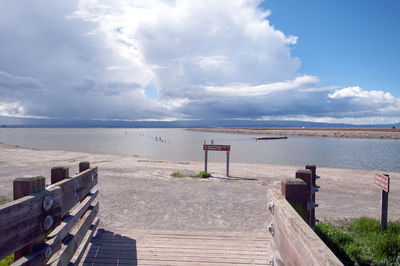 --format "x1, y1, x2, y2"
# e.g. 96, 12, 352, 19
375, 173, 390, 192
203, 144, 230, 151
